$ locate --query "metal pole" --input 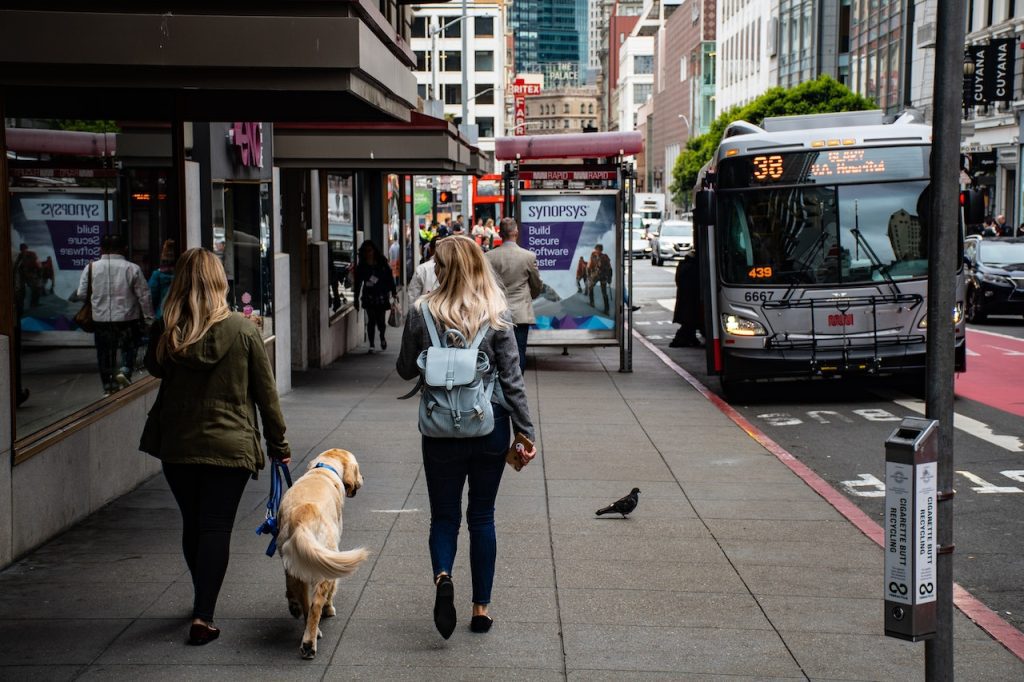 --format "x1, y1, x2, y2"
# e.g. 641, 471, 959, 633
431, 21, 438, 100
925, 0, 965, 679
